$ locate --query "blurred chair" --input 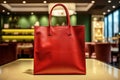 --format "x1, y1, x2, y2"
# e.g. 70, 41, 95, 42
85, 42, 89, 58
24, 47, 33, 58
16, 43, 33, 58
111, 43, 119, 64
85, 42, 96, 58
94, 43, 111, 63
